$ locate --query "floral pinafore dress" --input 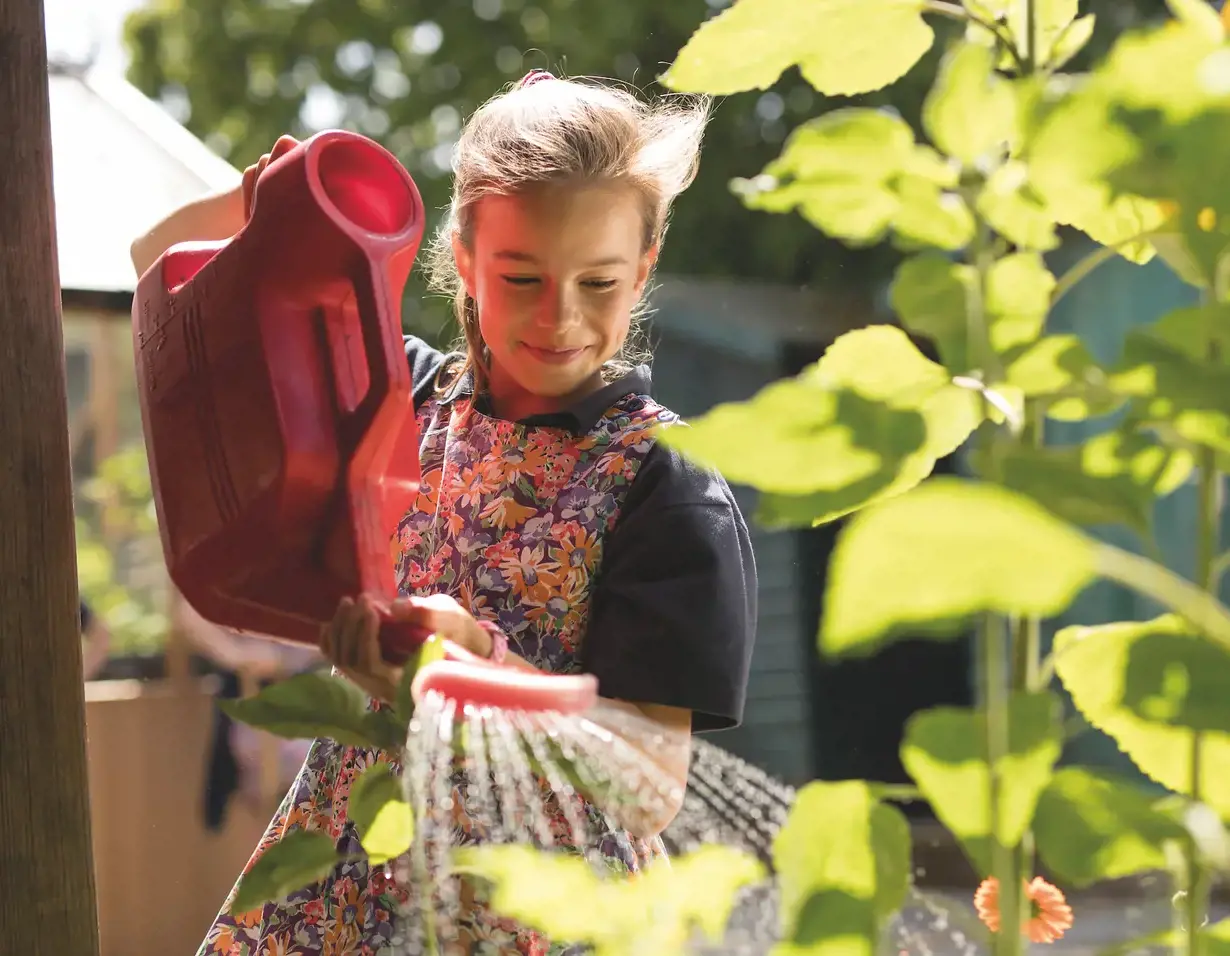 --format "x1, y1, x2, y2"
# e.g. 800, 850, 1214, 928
198, 390, 674, 956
